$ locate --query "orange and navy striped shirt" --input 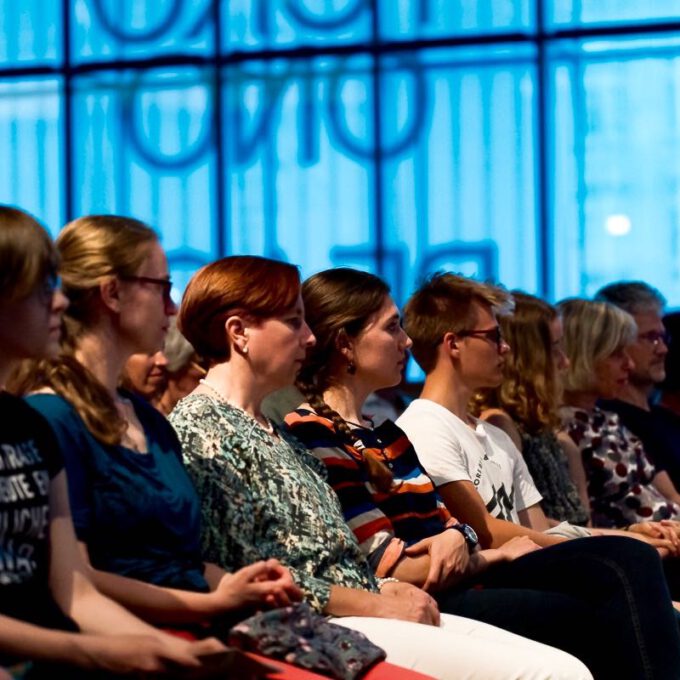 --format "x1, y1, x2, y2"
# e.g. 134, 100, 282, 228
285, 409, 455, 577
